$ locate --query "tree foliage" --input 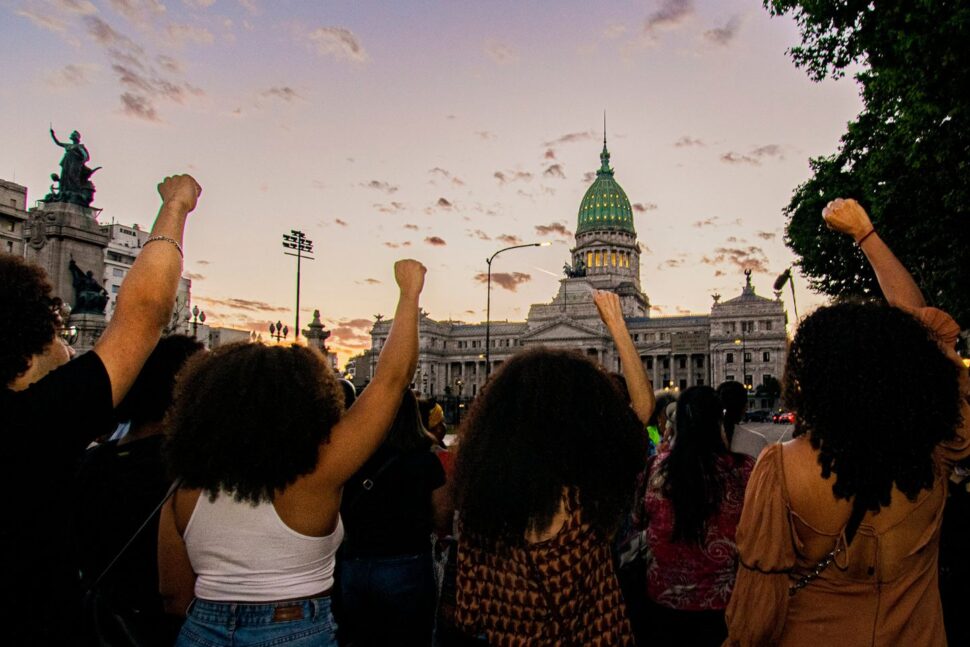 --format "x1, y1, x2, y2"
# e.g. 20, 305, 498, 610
768, 0, 970, 327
